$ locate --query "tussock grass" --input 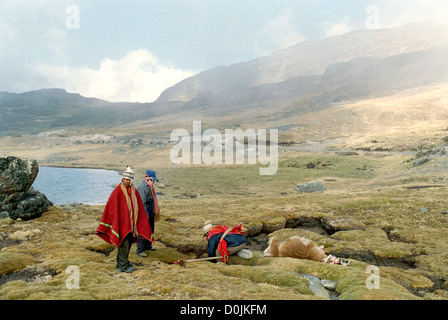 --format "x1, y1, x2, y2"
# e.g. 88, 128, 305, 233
2, 132, 448, 300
